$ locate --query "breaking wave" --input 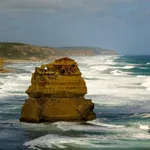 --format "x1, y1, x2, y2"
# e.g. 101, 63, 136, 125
141, 77, 150, 90
123, 65, 135, 69
110, 69, 128, 76
137, 75, 146, 78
